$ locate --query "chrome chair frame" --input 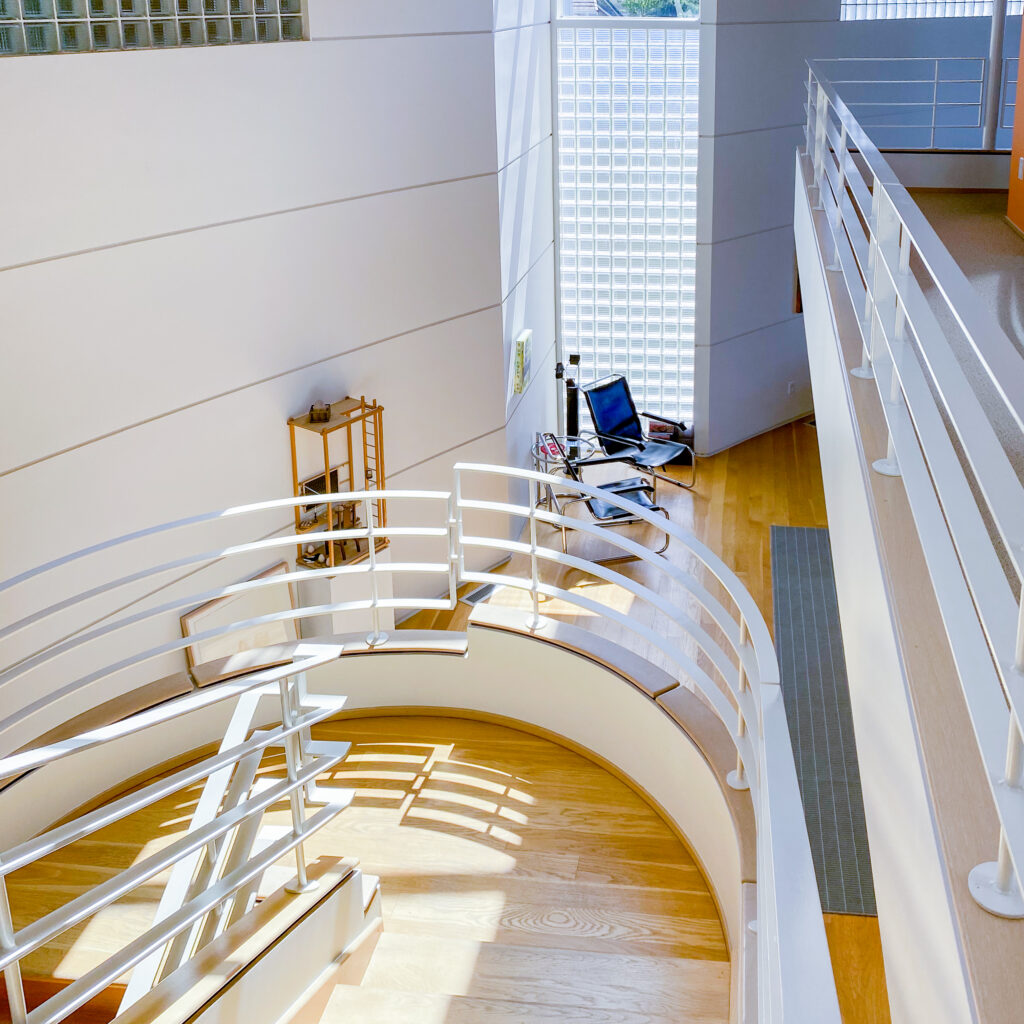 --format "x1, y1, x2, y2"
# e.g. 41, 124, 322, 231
540, 433, 670, 562
581, 374, 697, 492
